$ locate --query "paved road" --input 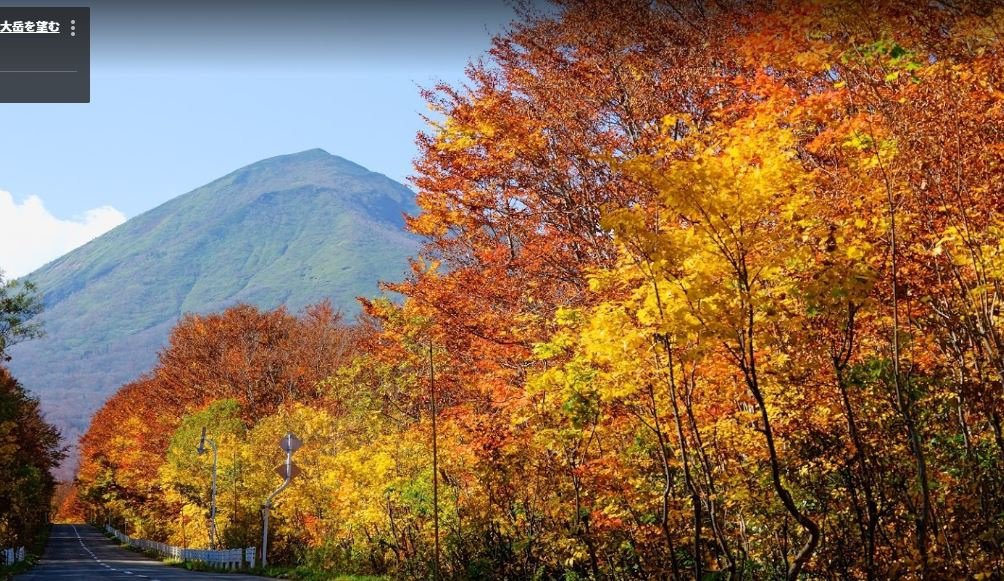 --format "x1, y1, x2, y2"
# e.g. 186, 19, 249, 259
15, 524, 263, 580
